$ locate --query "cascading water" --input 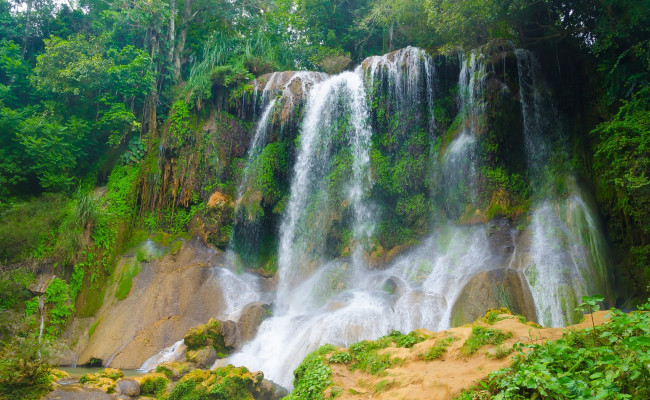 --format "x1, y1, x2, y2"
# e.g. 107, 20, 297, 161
364, 46, 436, 133
436, 52, 486, 218
231, 71, 326, 268
215, 47, 612, 388
275, 68, 375, 304
515, 49, 612, 326
226, 51, 501, 388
